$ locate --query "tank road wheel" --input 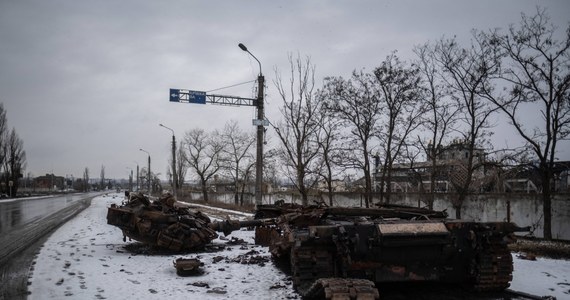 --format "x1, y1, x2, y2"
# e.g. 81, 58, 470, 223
290, 245, 335, 297
472, 238, 513, 292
